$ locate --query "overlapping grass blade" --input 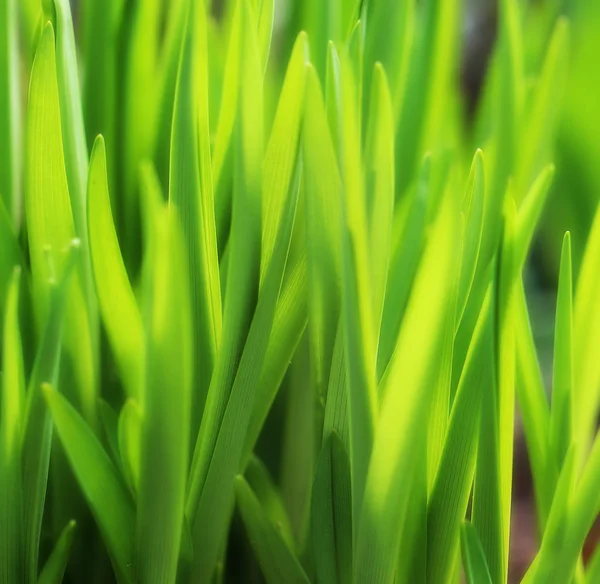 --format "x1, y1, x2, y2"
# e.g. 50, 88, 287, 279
0, 0, 19, 224
37, 520, 76, 584
118, 399, 142, 496
44, 384, 135, 583
550, 232, 573, 468
460, 522, 493, 584
0, 269, 25, 583
235, 476, 310, 584
88, 136, 143, 400
310, 432, 352, 584
254, 0, 274, 74
135, 207, 192, 584
169, 0, 221, 421
355, 194, 458, 583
